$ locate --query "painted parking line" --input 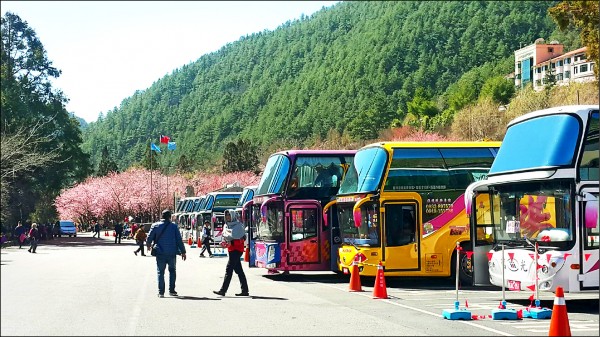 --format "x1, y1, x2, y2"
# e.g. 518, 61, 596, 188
322, 284, 514, 336
498, 320, 599, 333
